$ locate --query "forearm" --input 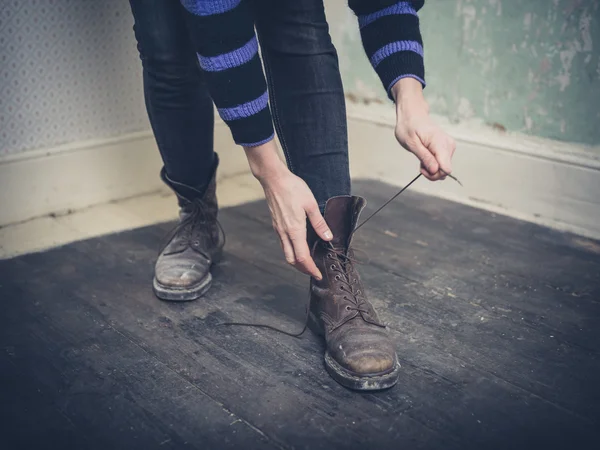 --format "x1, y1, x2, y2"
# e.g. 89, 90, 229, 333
244, 140, 288, 183
180, 0, 274, 147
